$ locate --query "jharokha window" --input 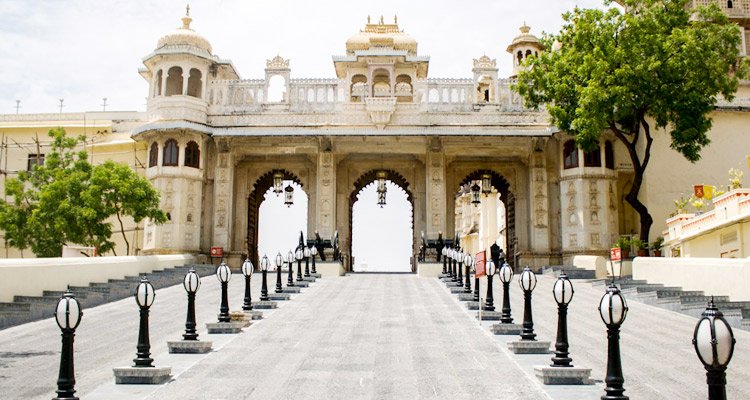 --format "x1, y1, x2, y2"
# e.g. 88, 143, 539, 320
563, 140, 578, 169
163, 139, 179, 167
584, 144, 602, 167
148, 142, 158, 167
184, 141, 200, 168
605, 140, 615, 169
